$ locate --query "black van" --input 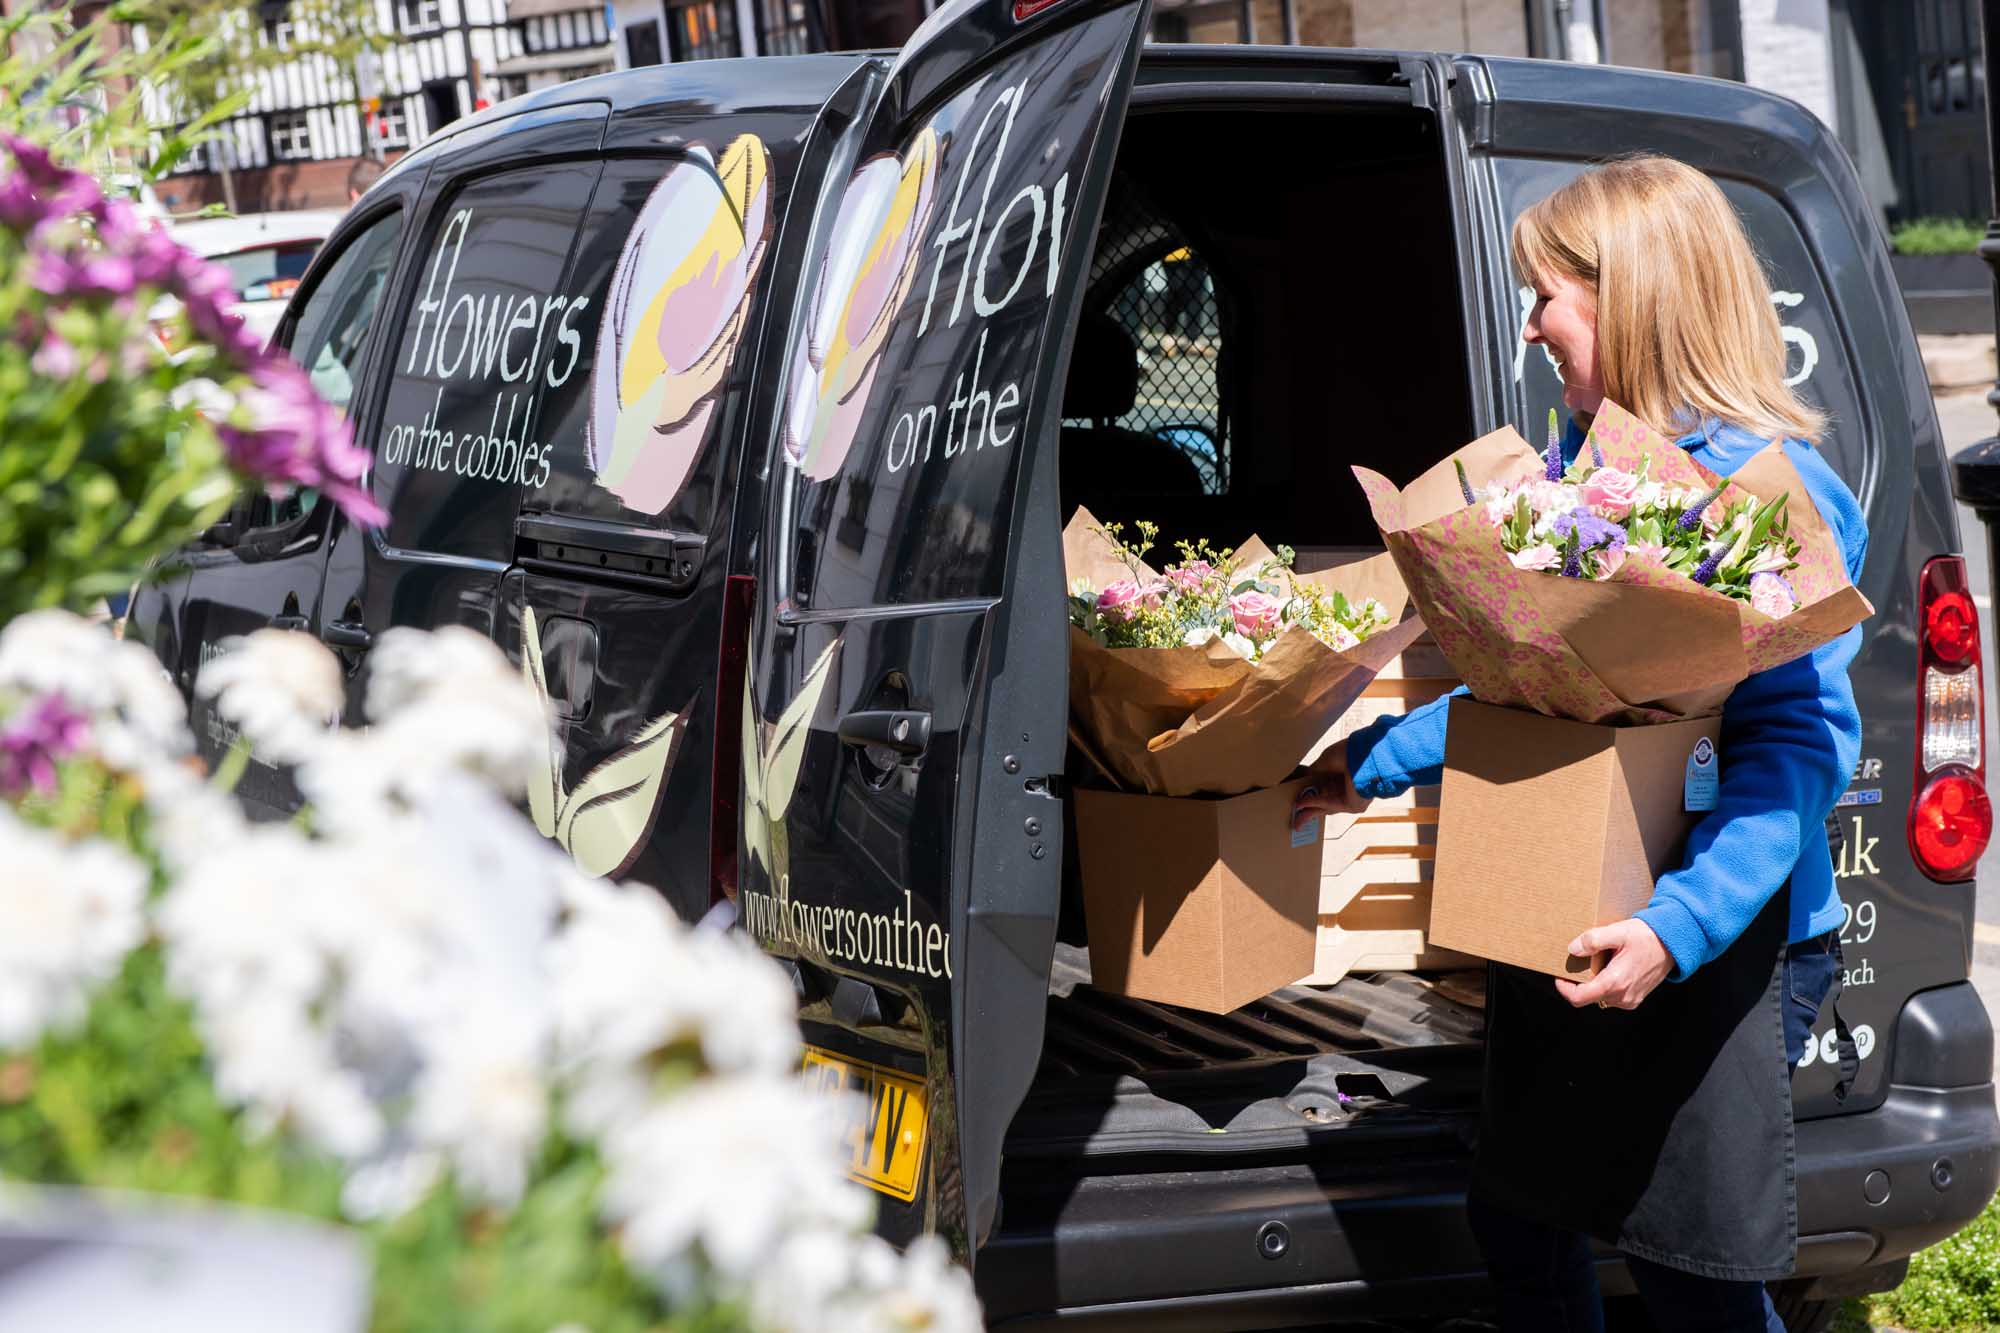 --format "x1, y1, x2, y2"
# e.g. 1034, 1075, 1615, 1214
131, 0, 2000, 1323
